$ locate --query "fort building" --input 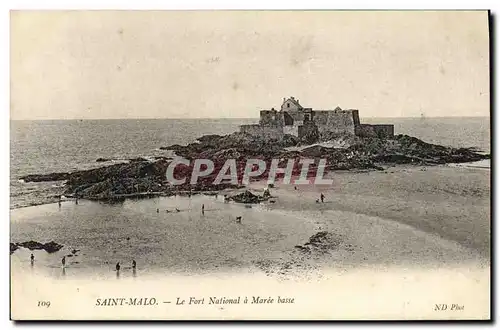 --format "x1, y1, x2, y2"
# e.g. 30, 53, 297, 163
239, 97, 394, 141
